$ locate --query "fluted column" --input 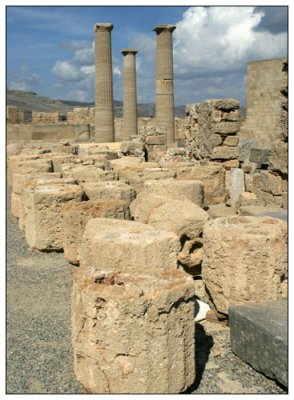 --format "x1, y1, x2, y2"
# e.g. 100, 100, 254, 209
153, 24, 176, 146
94, 23, 114, 143
121, 48, 138, 139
